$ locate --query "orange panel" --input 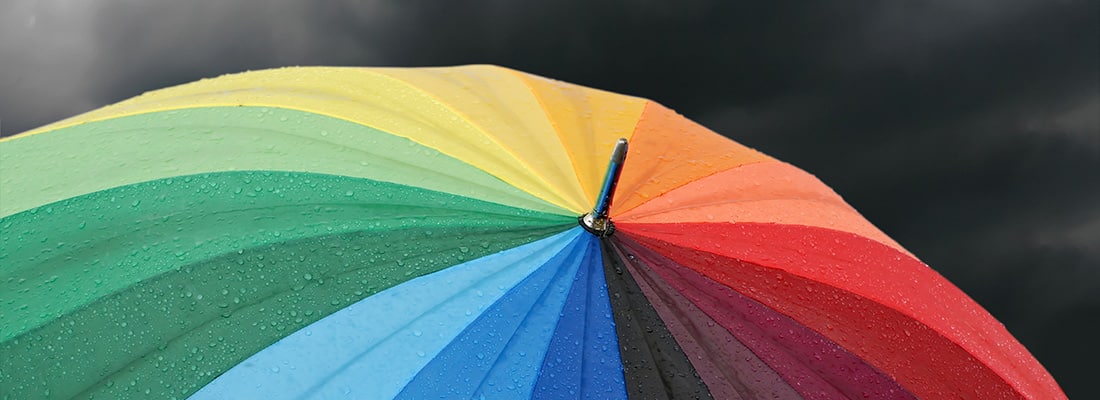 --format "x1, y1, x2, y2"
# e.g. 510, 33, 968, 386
616, 161, 907, 253
508, 71, 648, 204
611, 102, 773, 215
